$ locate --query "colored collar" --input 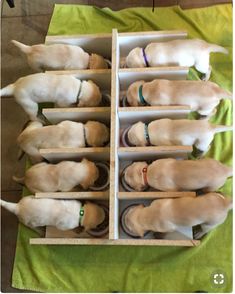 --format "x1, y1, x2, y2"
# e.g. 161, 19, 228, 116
142, 48, 149, 67
83, 126, 89, 147
79, 206, 85, 225
77, 81, 82, 104
144, 124, 151, 146
138, 85, 148, 106
142, 166, 148, 187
